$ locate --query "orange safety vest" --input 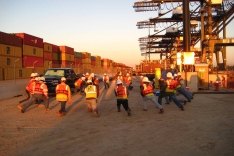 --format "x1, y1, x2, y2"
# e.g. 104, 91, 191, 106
115, 85, 128, 99
56, 84, 69, 95
33, 82, 43, 94
75, 79, 83, 87
142, 84, 154, 96
26, 79, 35, 94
